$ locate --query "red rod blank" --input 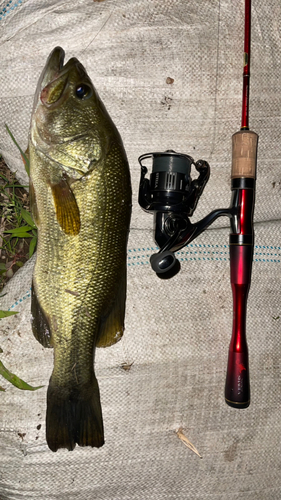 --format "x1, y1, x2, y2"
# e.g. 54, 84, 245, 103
241, 0, 251, 130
